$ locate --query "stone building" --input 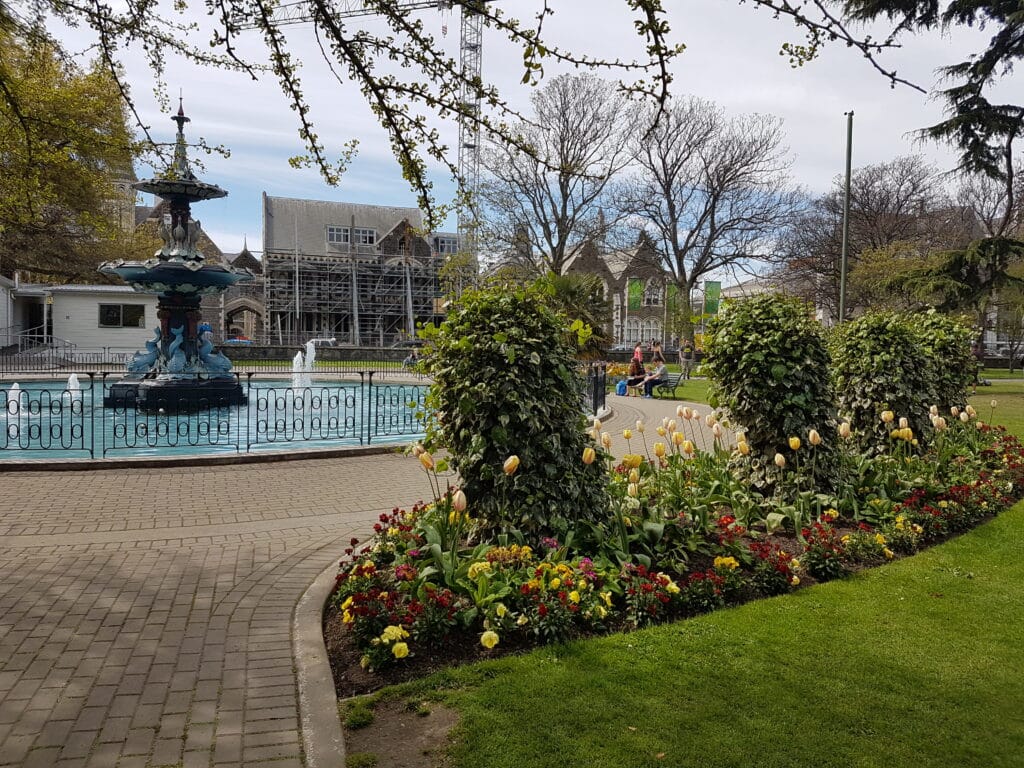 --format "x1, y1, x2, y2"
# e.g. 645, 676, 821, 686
563, 236, 678, 346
